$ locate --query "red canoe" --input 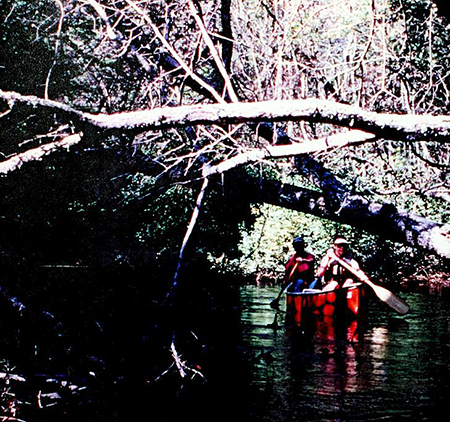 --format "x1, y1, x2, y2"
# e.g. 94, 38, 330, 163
285, 283, 365, 326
